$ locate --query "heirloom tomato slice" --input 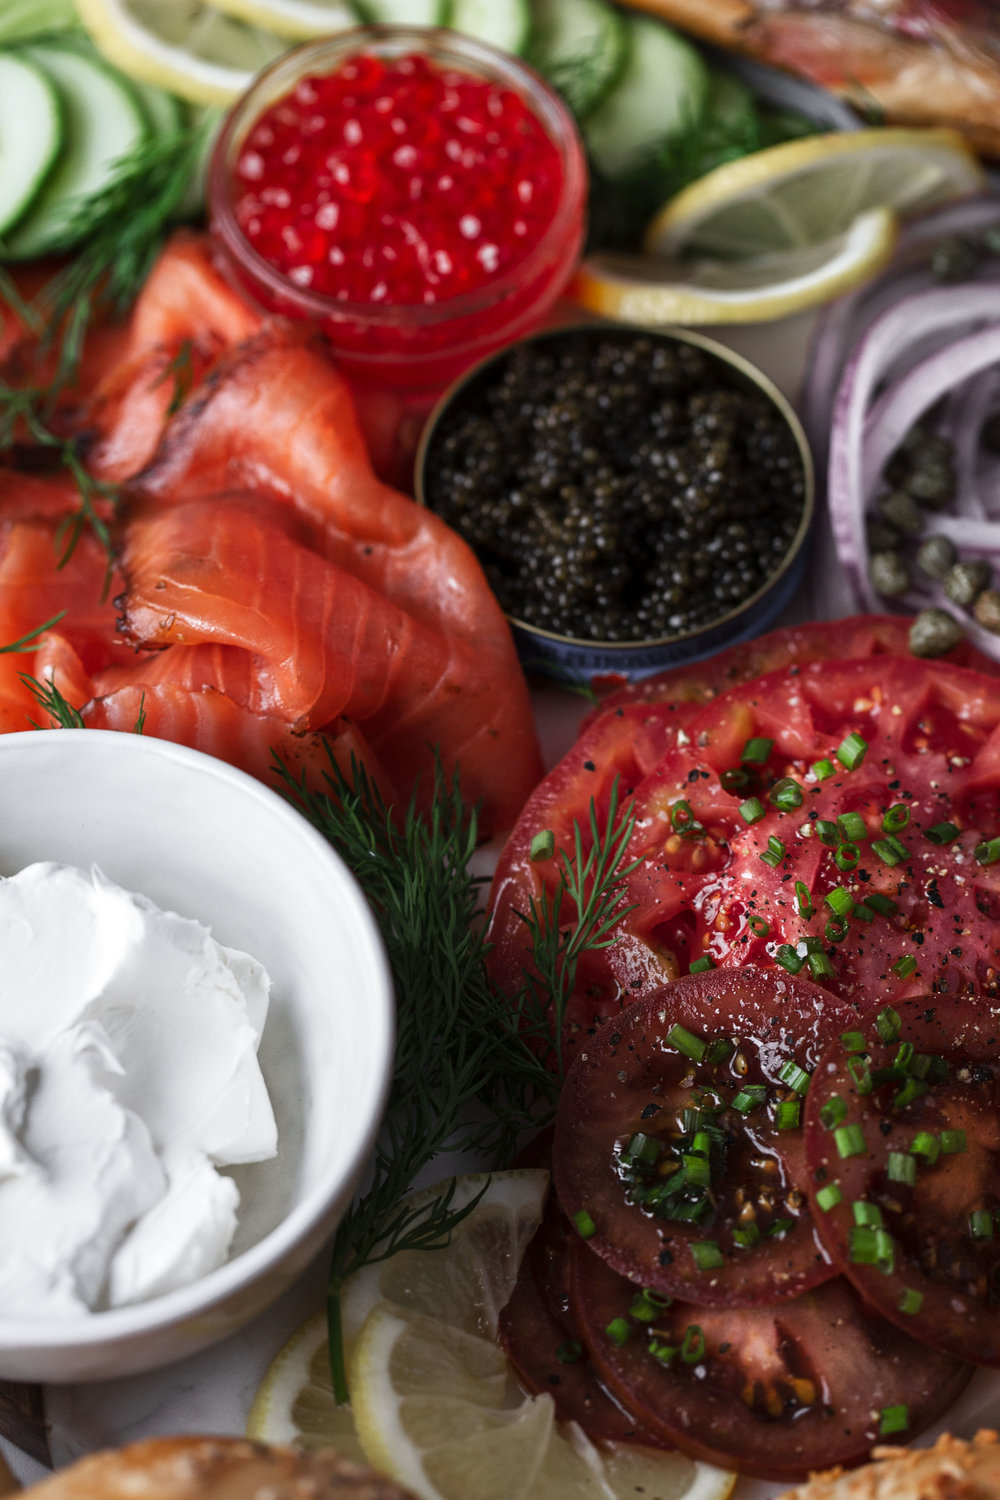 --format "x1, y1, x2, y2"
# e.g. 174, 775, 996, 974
488, 654, 1000, 1066
804, 996, 1000, 1366
552, 968, 855, 1306
570, 1242, 971, 1482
